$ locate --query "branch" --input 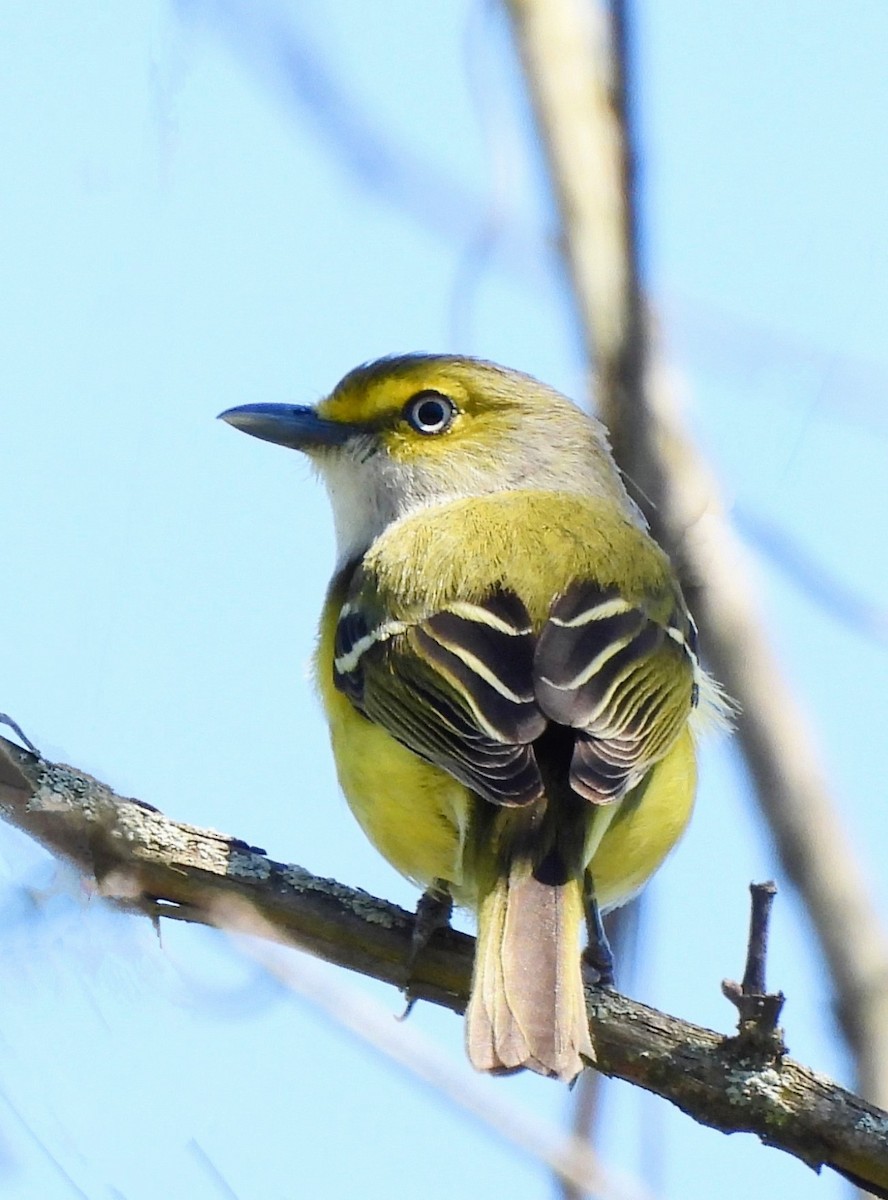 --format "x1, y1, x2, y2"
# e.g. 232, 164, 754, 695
2, 733, 887, 1196
503, 0, 888, 1107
